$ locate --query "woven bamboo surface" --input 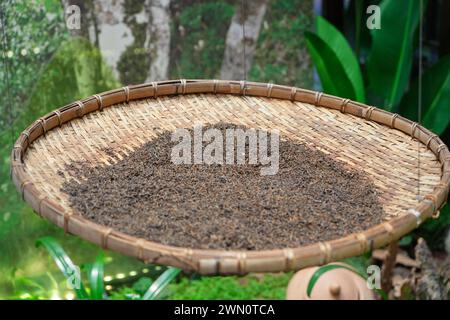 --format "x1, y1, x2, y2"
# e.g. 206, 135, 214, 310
11, 80, 450, 275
